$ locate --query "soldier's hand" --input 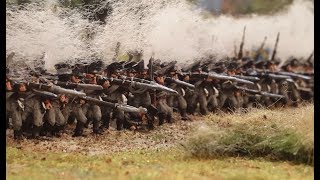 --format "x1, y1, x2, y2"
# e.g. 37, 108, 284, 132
80, 99, 86, 105
46, 102, 52, 110
47, 82, 54, 87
